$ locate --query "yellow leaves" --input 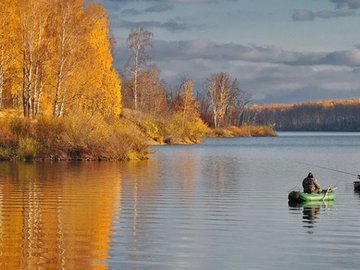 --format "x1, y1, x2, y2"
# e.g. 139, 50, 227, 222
0, 0, 121, 118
